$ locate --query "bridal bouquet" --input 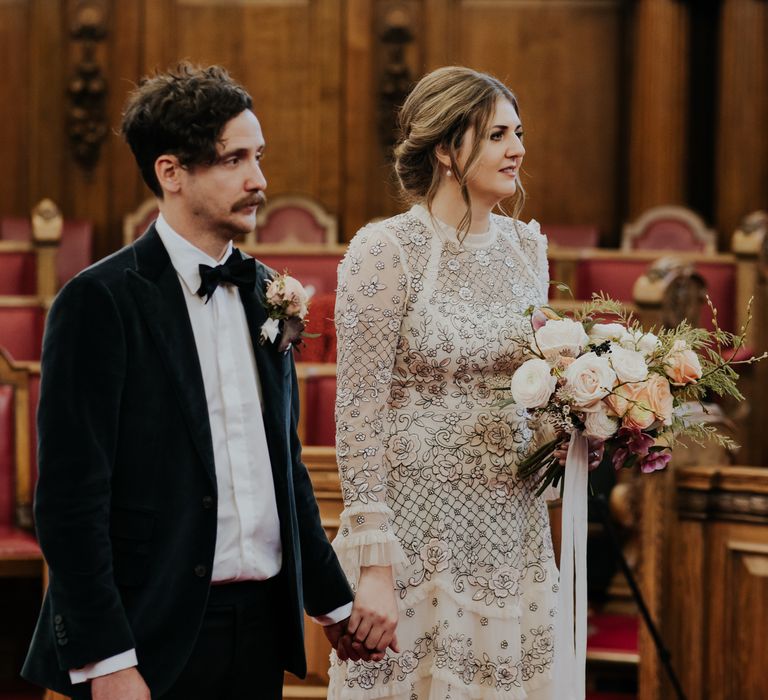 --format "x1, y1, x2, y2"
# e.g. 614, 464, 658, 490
507, 294, 764, 496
